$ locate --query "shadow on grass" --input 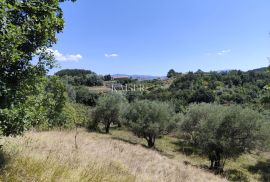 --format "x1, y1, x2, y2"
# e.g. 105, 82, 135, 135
171, 140, 198, 156
111, 135, 176, 158
223, 169, 249, 182
111, 136, 138, 145
87, 124, 126, 135
248, 159, 270, 182
0, 147, 9, 173
153, 147, 175, 159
